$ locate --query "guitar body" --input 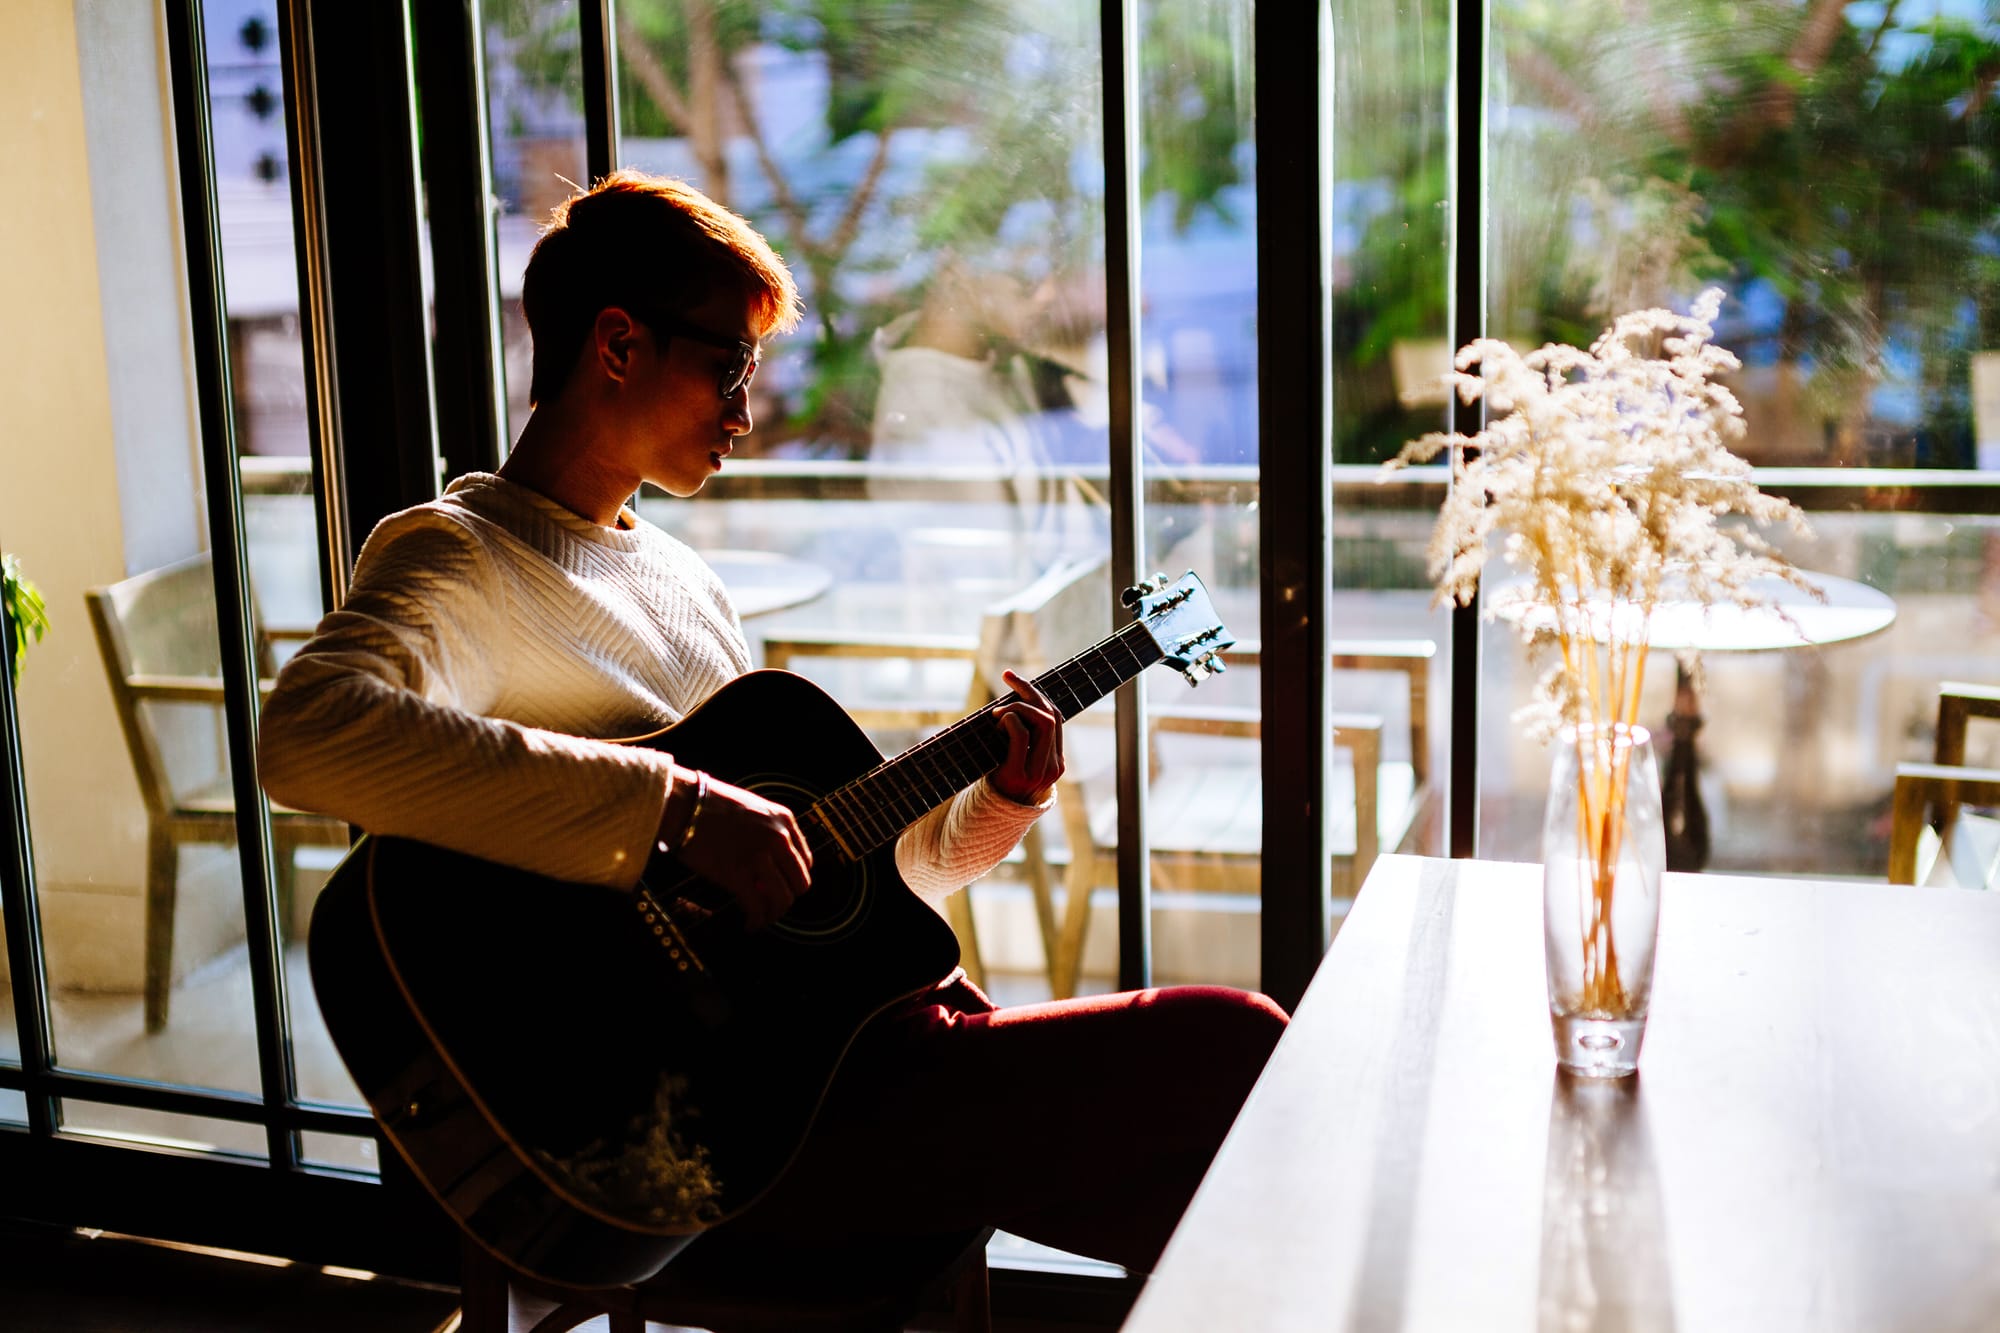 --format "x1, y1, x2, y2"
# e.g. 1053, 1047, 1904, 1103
309, 670, 961, 1287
